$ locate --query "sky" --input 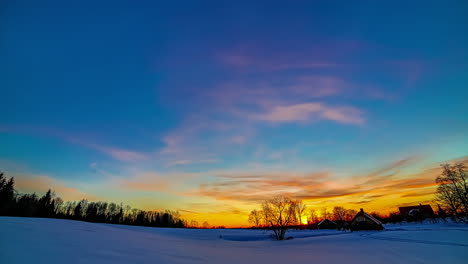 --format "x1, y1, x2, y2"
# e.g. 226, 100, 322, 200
1, 0, 467, 227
